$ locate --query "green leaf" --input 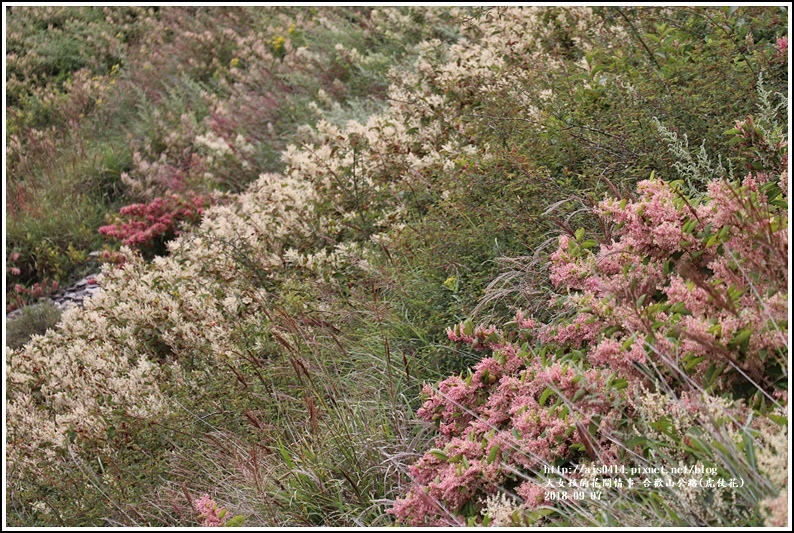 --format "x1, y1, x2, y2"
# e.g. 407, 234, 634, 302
572, 388, 586, 402
701, 363, 718, 389
462, 319, 474, 337
625, 436, 649, 448
224, 515, 246, 527
743, 432, 756, 470
729, 327, 753, 352
487, 444, 500, 464
651, 417, 674, 436
277, 442, 294, 469
612, 378, 628, 390
684, 355, 707, 371
429, 449, 449, 461
621, 337, 634, 350
484, 331, 502, 344
684, 434, 711, 455
539, 387, 555, 406
575, 227, 585, 241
